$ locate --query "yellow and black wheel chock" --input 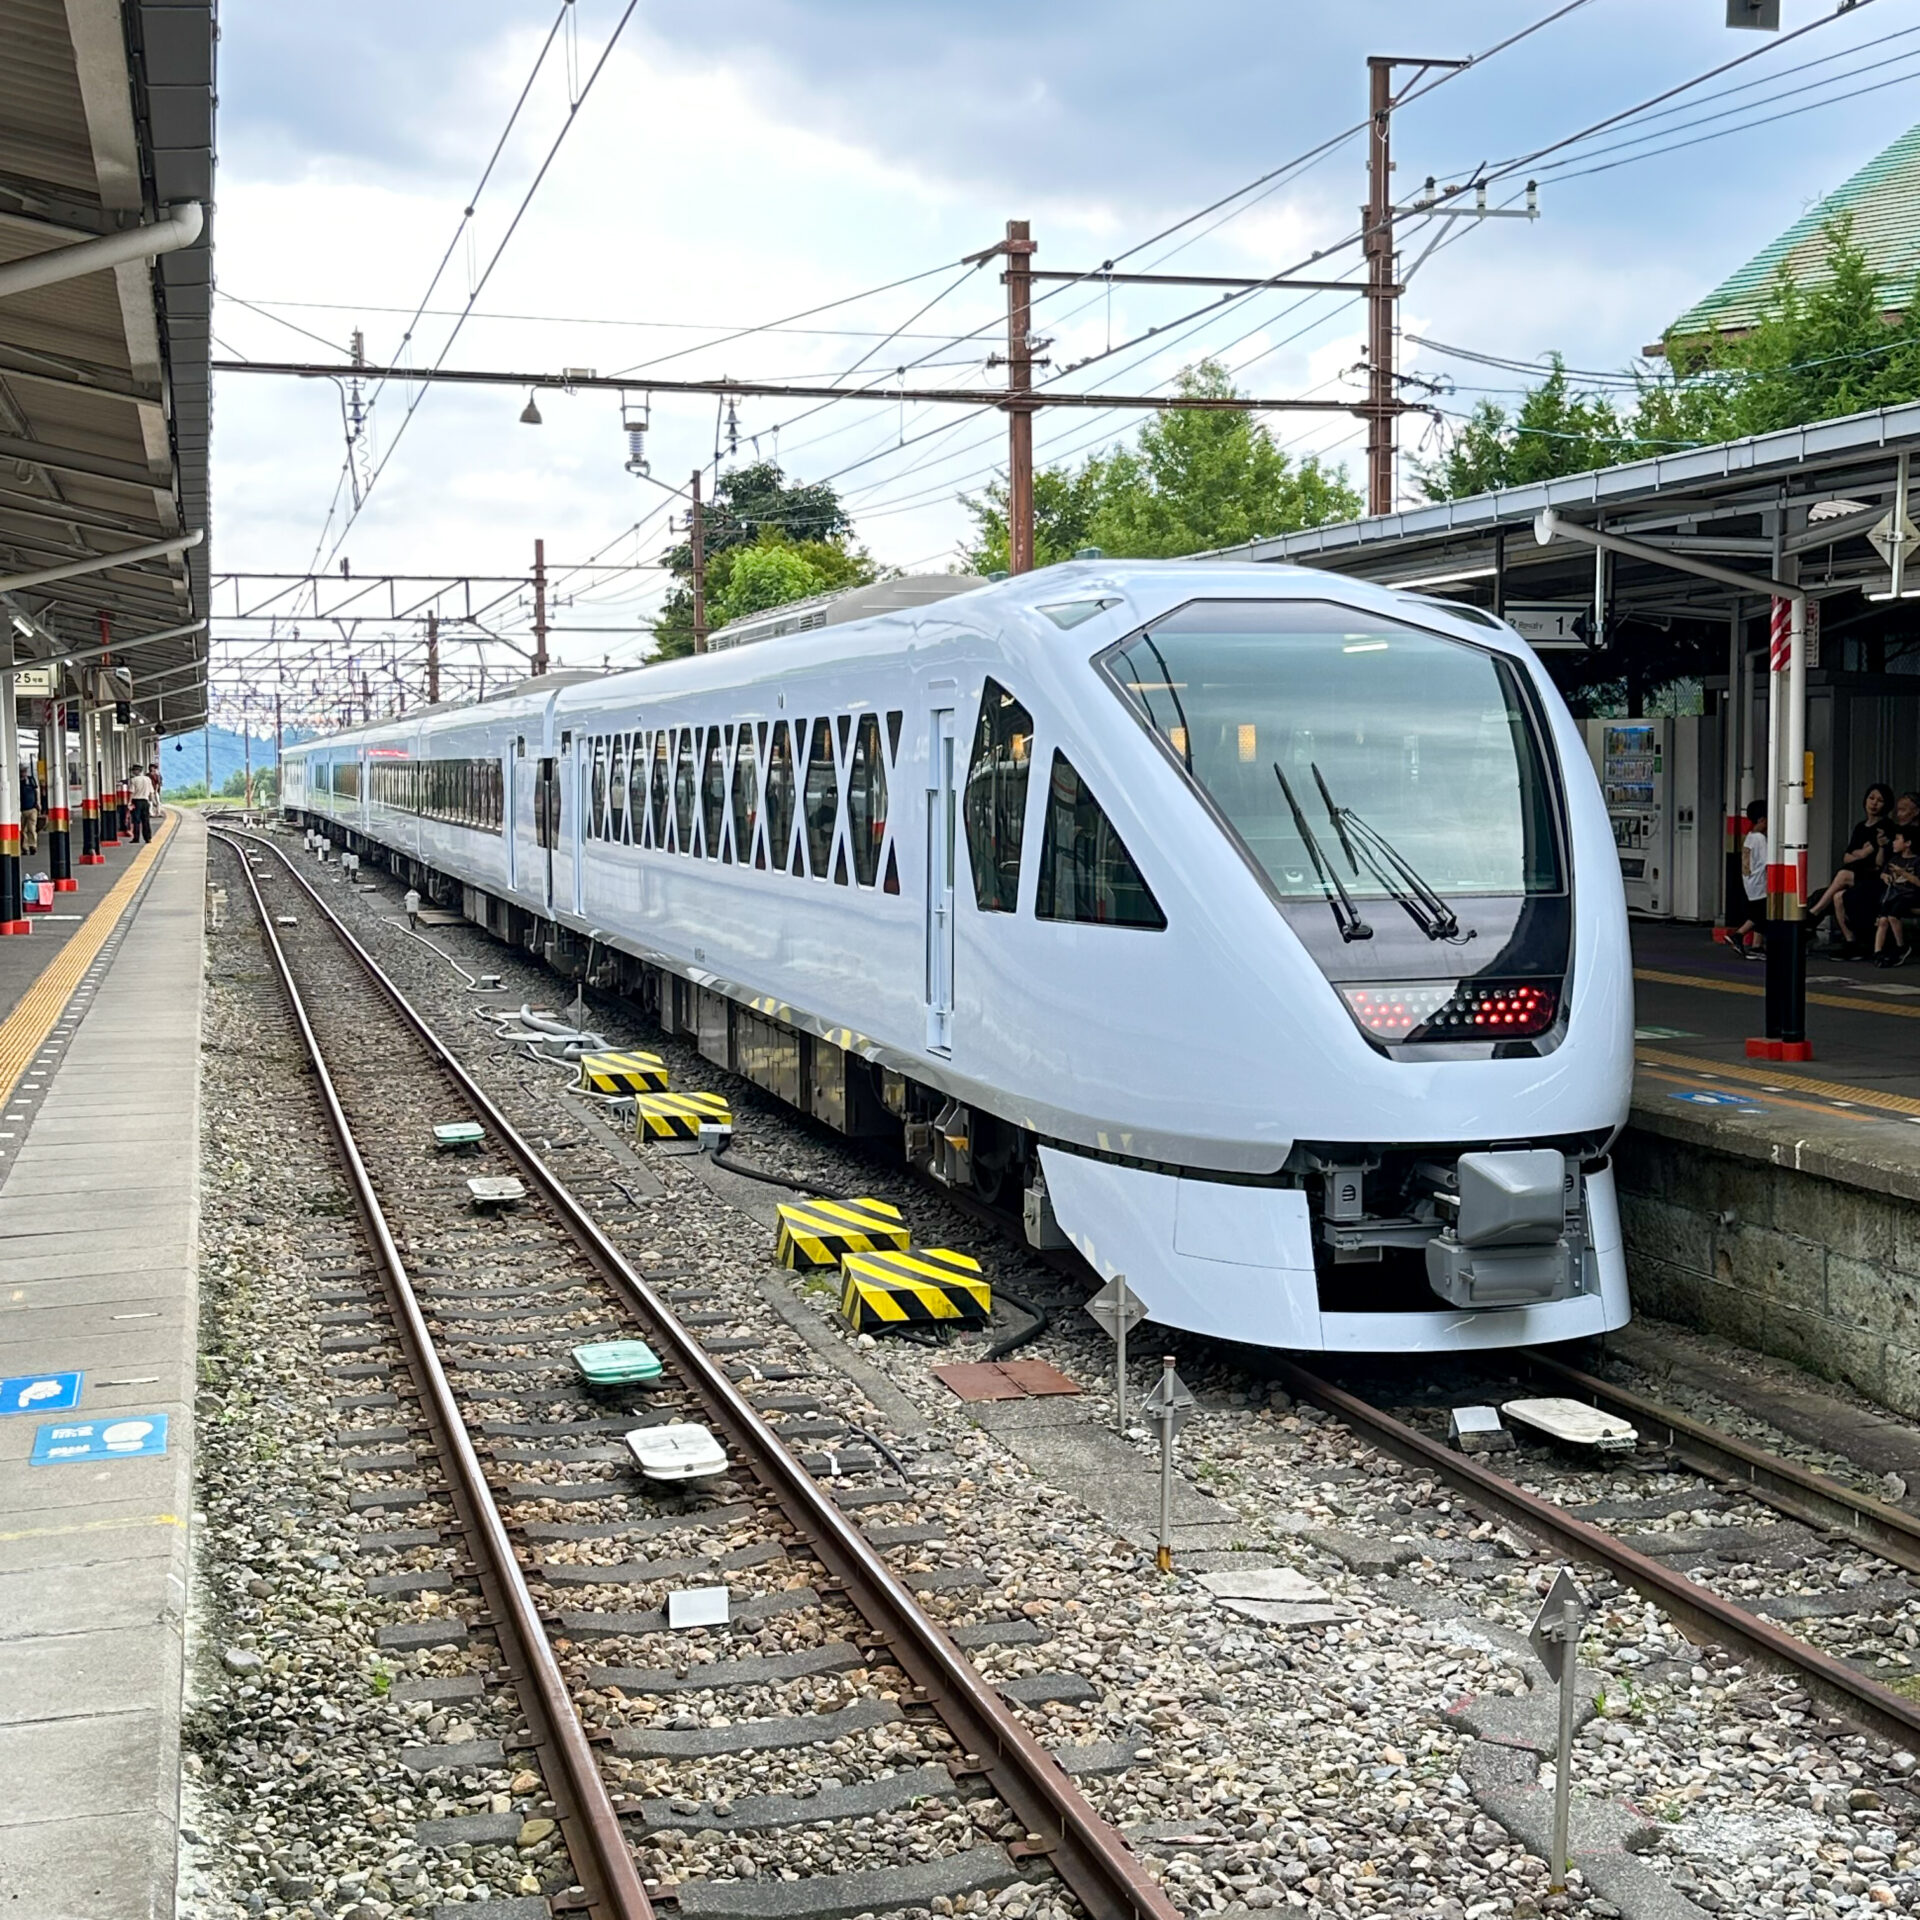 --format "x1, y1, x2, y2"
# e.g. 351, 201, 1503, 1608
633, 1089, 732, 1141
773, 1196, 911, 1269
839, 1246, 990, 1332
578, 1049, 671, 1095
